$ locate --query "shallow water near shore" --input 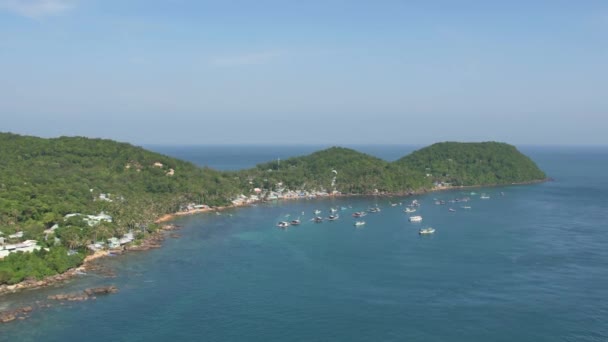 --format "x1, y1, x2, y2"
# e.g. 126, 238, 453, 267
1, 145, 607, 341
